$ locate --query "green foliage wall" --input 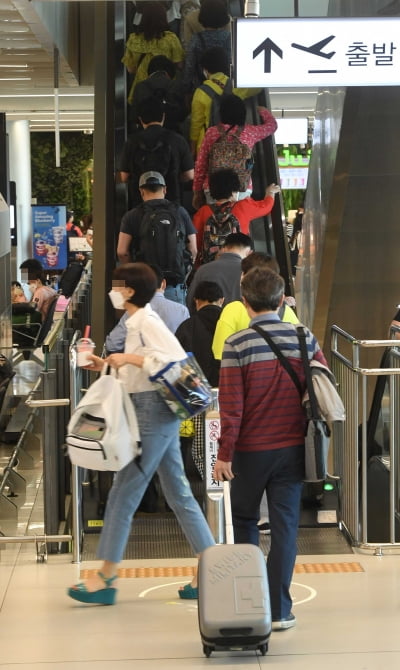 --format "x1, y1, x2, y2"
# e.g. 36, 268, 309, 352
281, 189, 305, 217
30, 132, 93, 220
